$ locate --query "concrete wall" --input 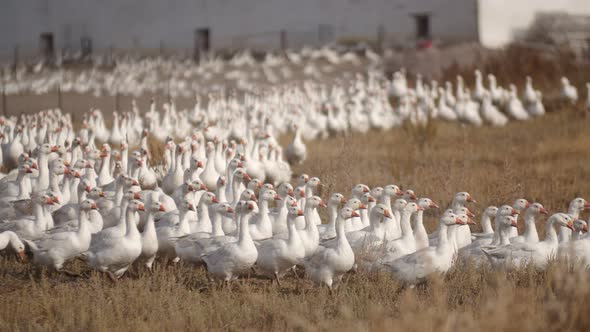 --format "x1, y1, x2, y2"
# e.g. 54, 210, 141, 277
0, 0, 479, 57
478, 0, 590, 48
